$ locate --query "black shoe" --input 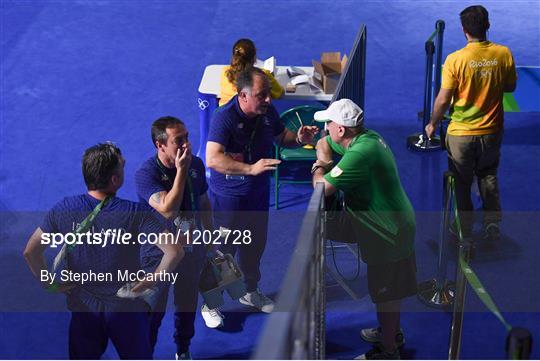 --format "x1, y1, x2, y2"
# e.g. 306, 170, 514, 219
484, 223, 500, 241
355, 345, 400, 360
360, 327, 405, 348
